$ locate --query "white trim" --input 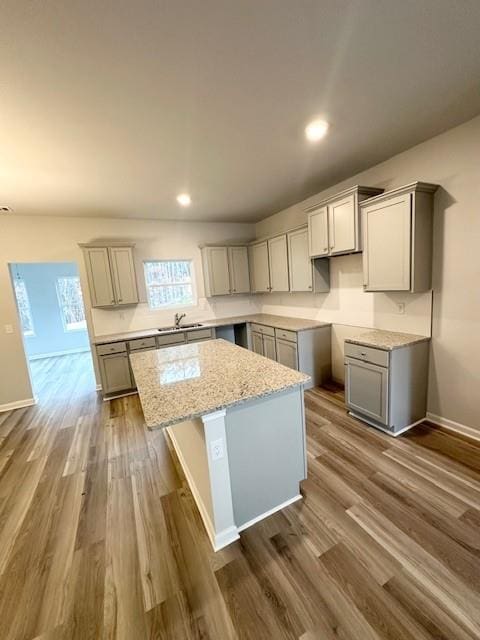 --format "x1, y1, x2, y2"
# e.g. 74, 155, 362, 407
96, 384, 102, 391
0, 396, 37, 413
237, 494, 302, 533
29, 346, 90, 360
348, 411, 425, 437
166, 425, 239, 551
427, 412, 480, 442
